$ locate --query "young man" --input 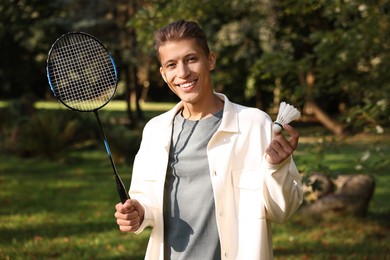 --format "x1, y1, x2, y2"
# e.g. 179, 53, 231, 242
114, 20, 303, 260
